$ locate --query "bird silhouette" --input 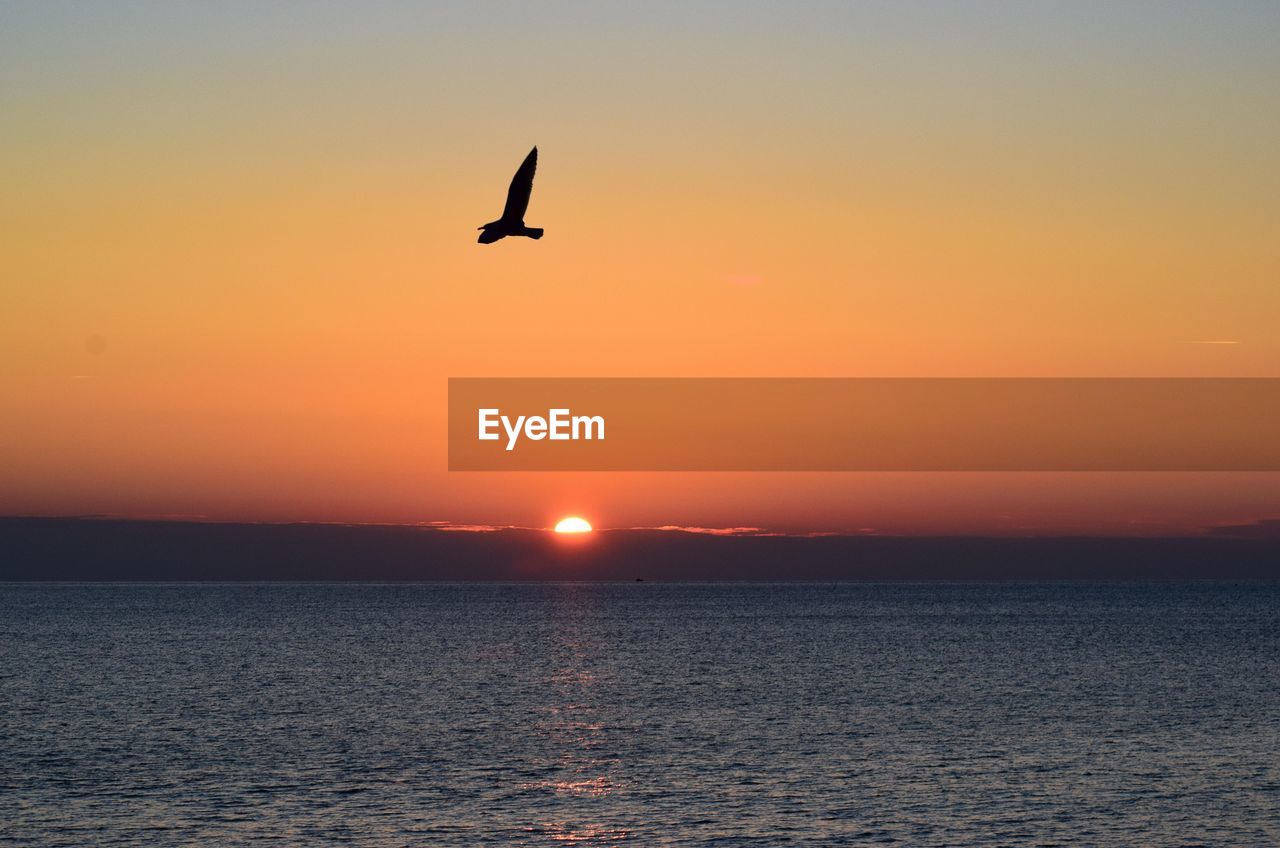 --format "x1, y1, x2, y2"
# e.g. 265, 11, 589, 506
478, 147, 543, 244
